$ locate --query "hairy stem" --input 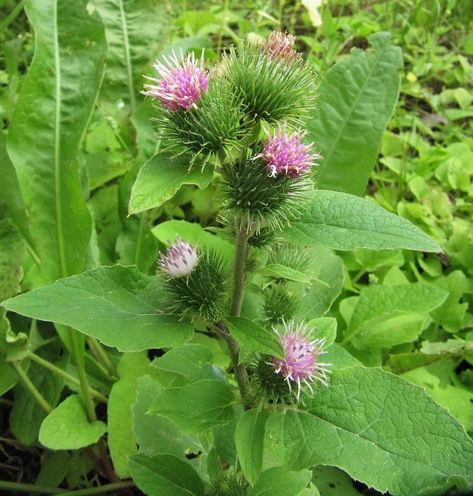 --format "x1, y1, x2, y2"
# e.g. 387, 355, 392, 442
70, 331, 96, 422
27, 351, 108, 403
12, 361, 52, 414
